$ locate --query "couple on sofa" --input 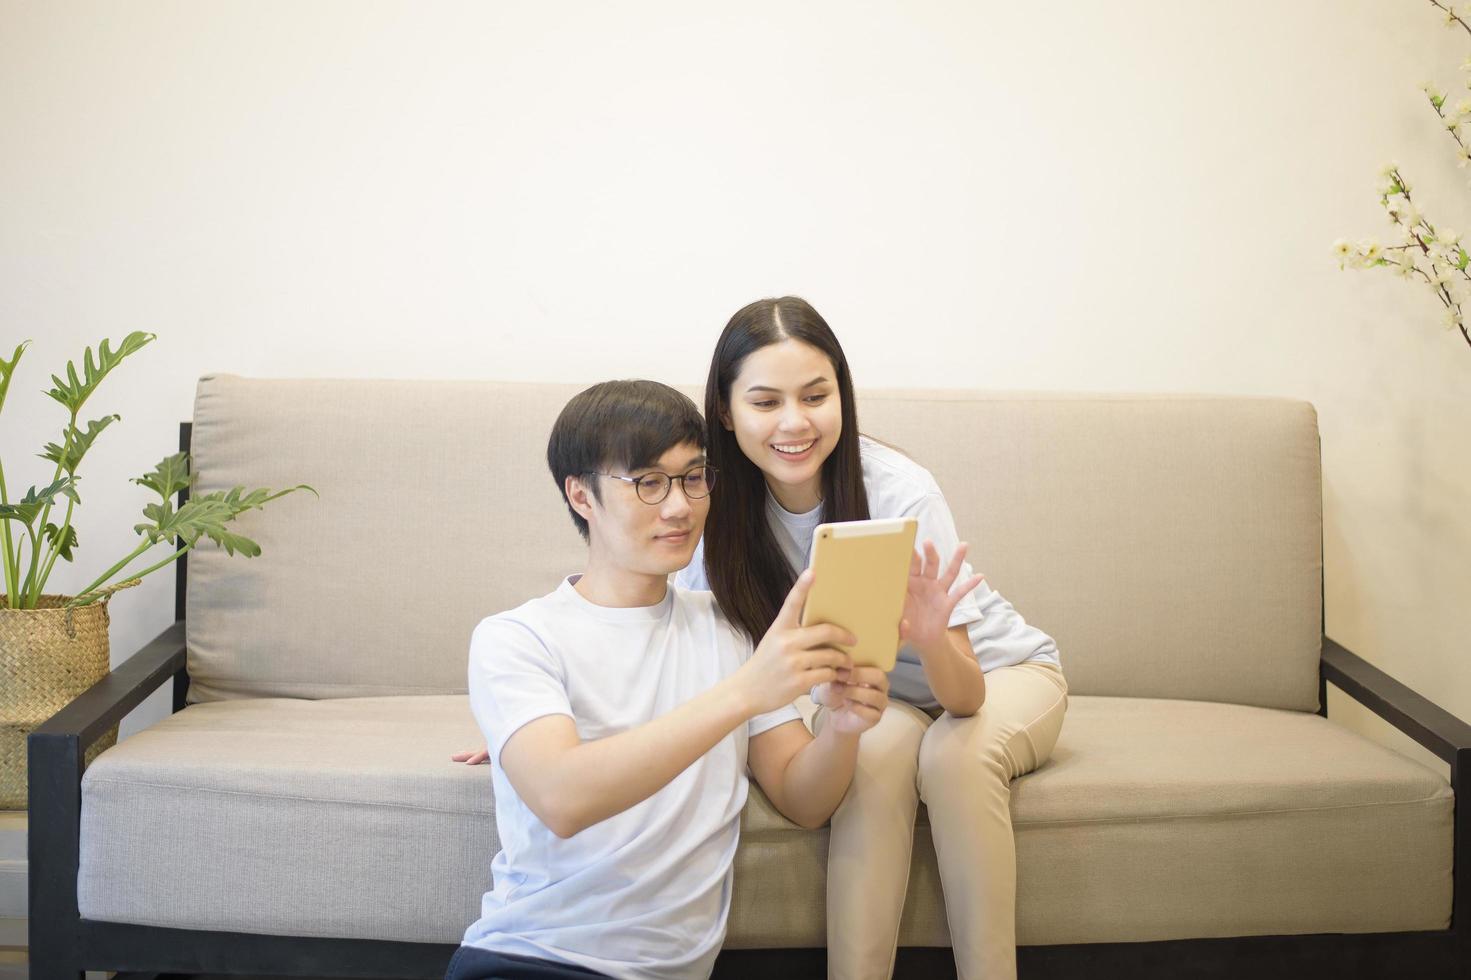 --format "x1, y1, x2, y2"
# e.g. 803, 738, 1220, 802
449, 297, 1068, 980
